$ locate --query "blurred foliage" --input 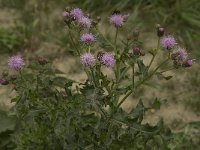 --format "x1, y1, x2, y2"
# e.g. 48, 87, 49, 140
0, 0, 199, 56
0, 106, 16, 149
0, 28, 24, 53
184, 69, 200, 112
